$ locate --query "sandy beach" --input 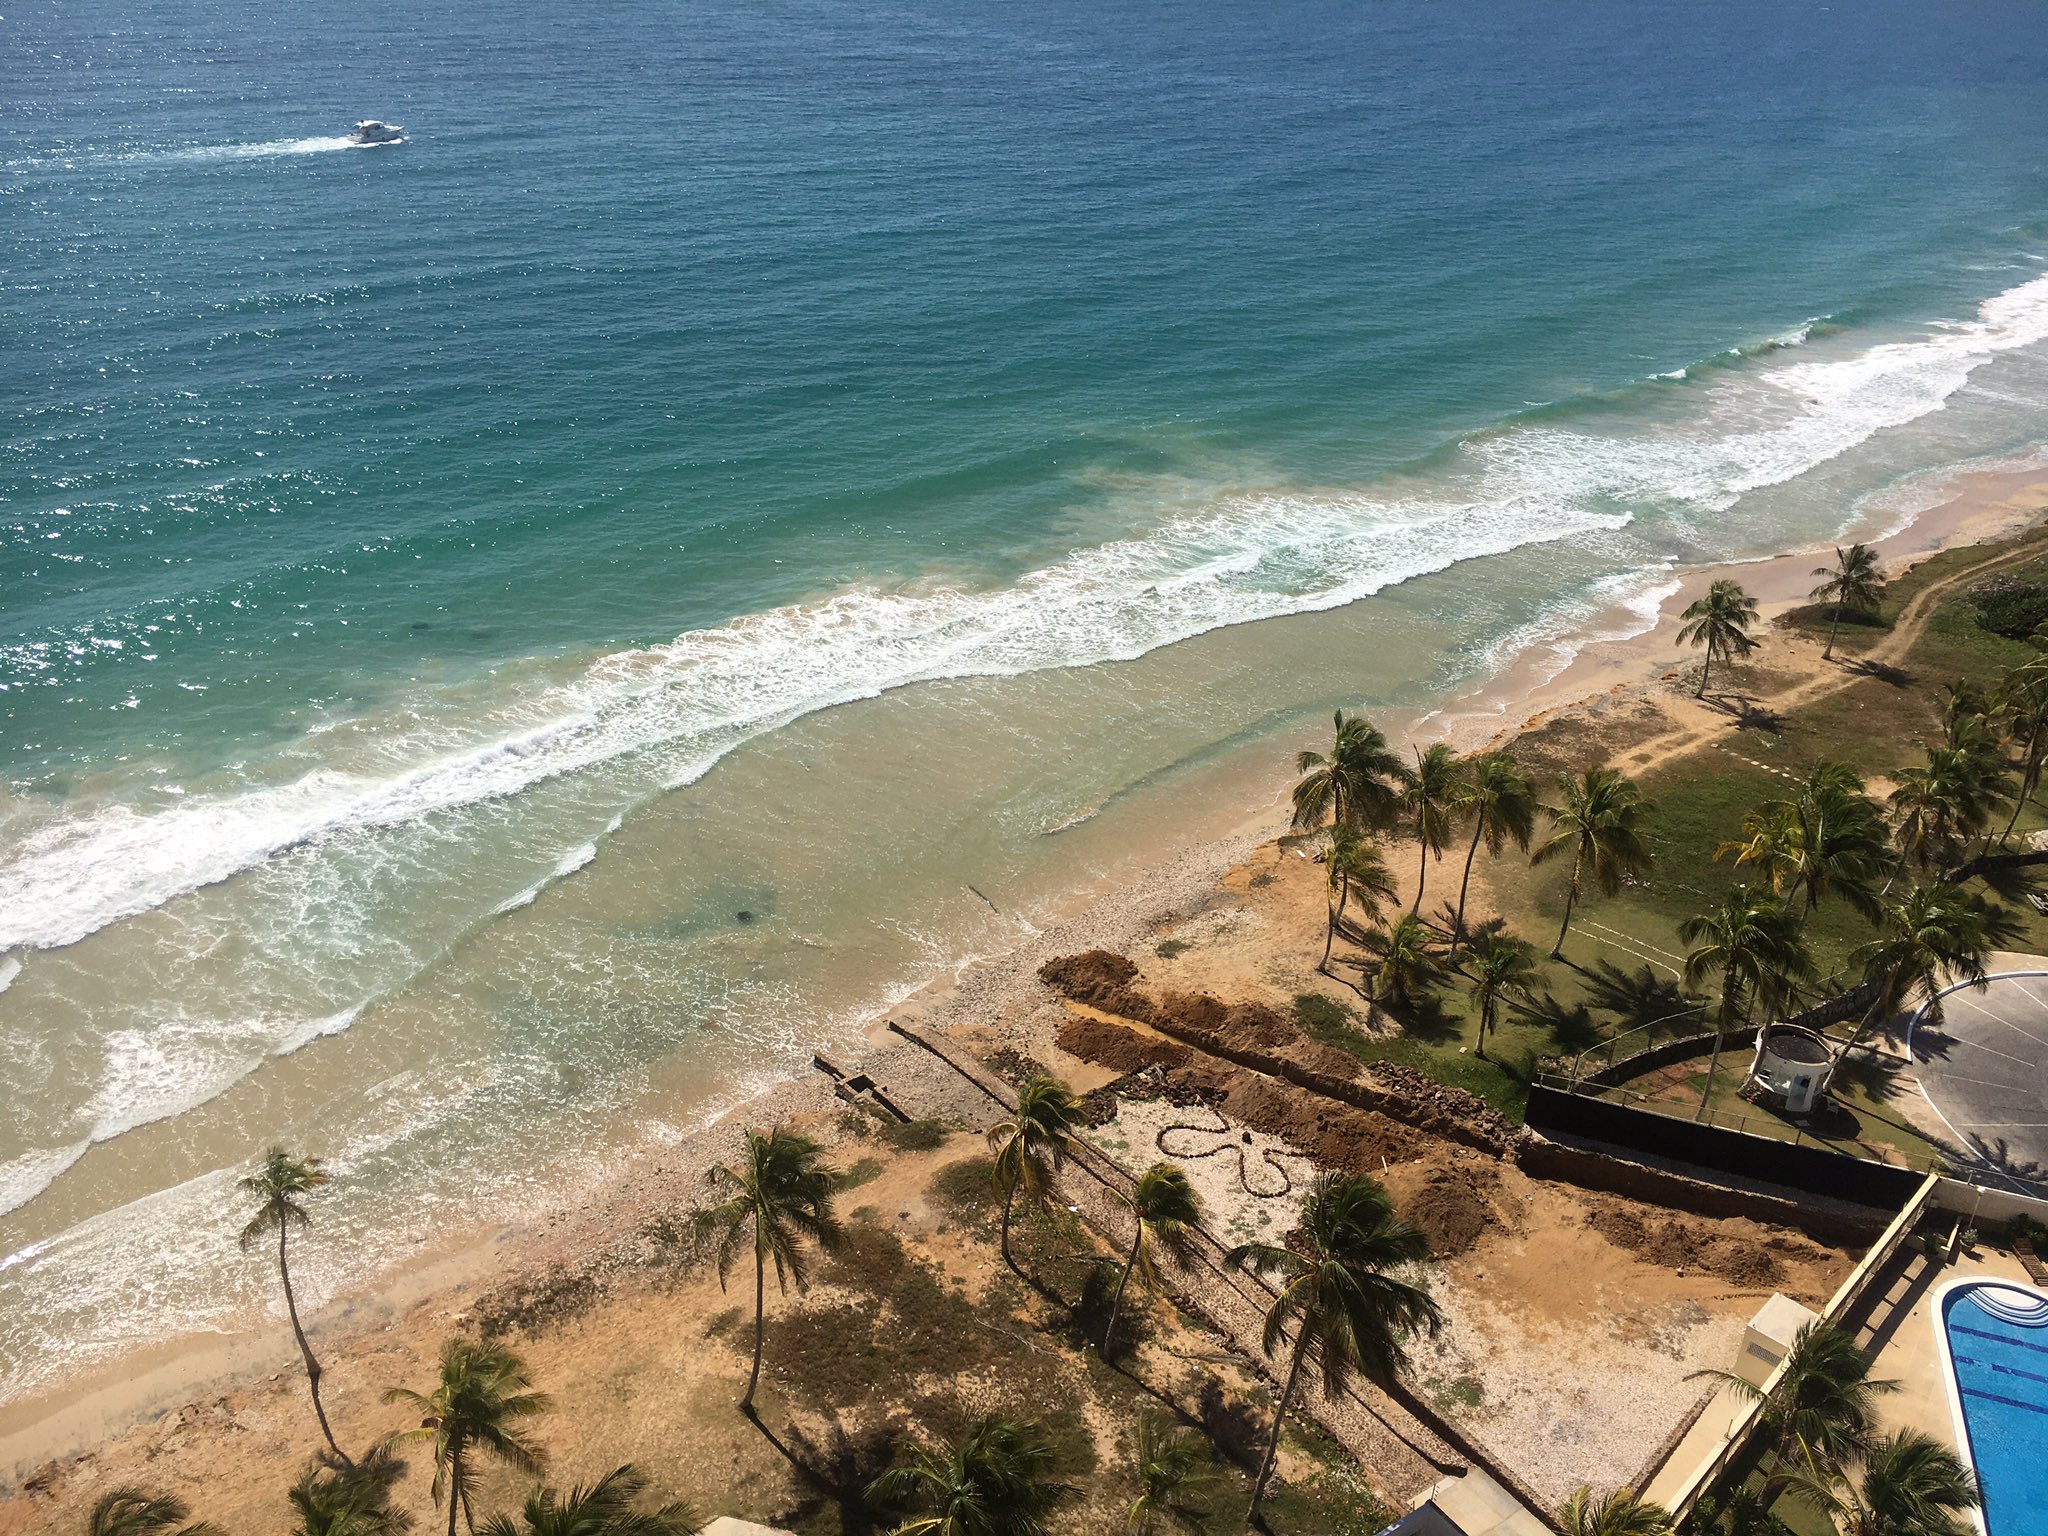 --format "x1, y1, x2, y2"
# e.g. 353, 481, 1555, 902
7, 453, 2047, 1525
